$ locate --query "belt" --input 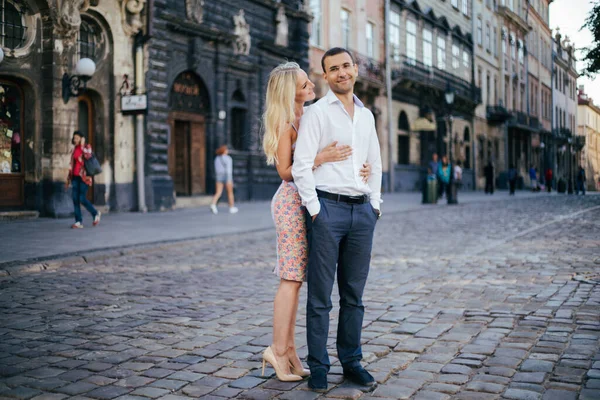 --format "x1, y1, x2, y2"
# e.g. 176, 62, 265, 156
316, 189, 369, 205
